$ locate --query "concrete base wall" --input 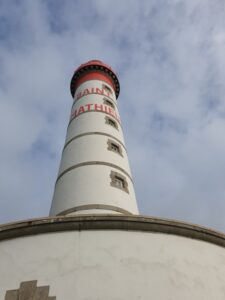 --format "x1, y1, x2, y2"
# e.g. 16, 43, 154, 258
1, 217, 225, 299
